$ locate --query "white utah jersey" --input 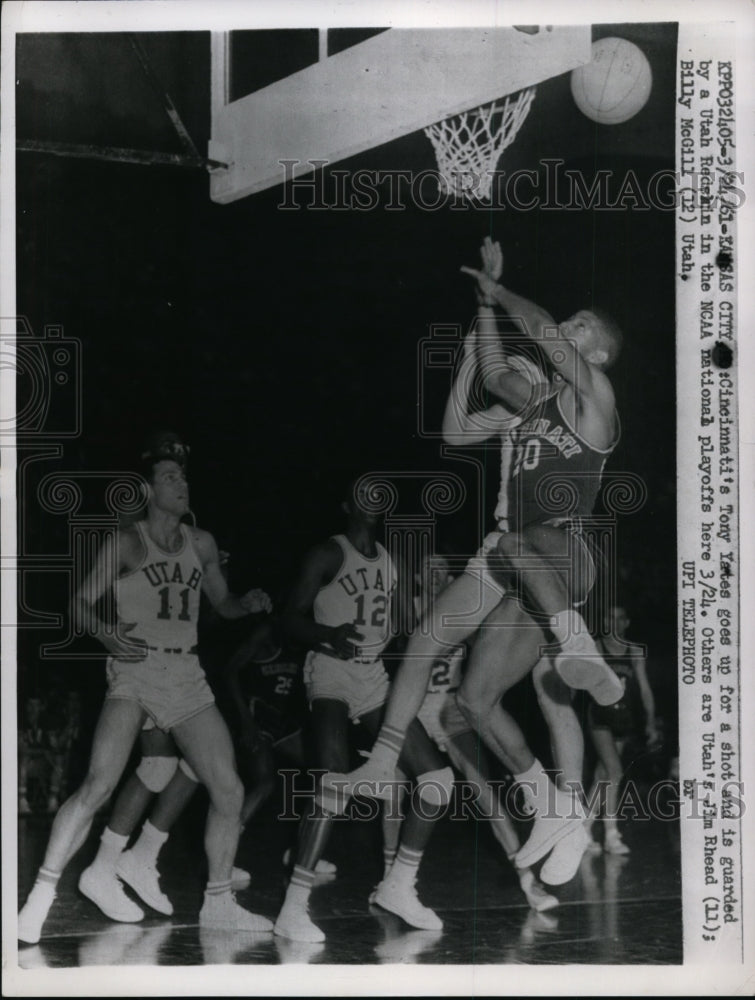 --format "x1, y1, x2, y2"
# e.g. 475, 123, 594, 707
314, 534, 396, 661
116, 521, 203, 651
